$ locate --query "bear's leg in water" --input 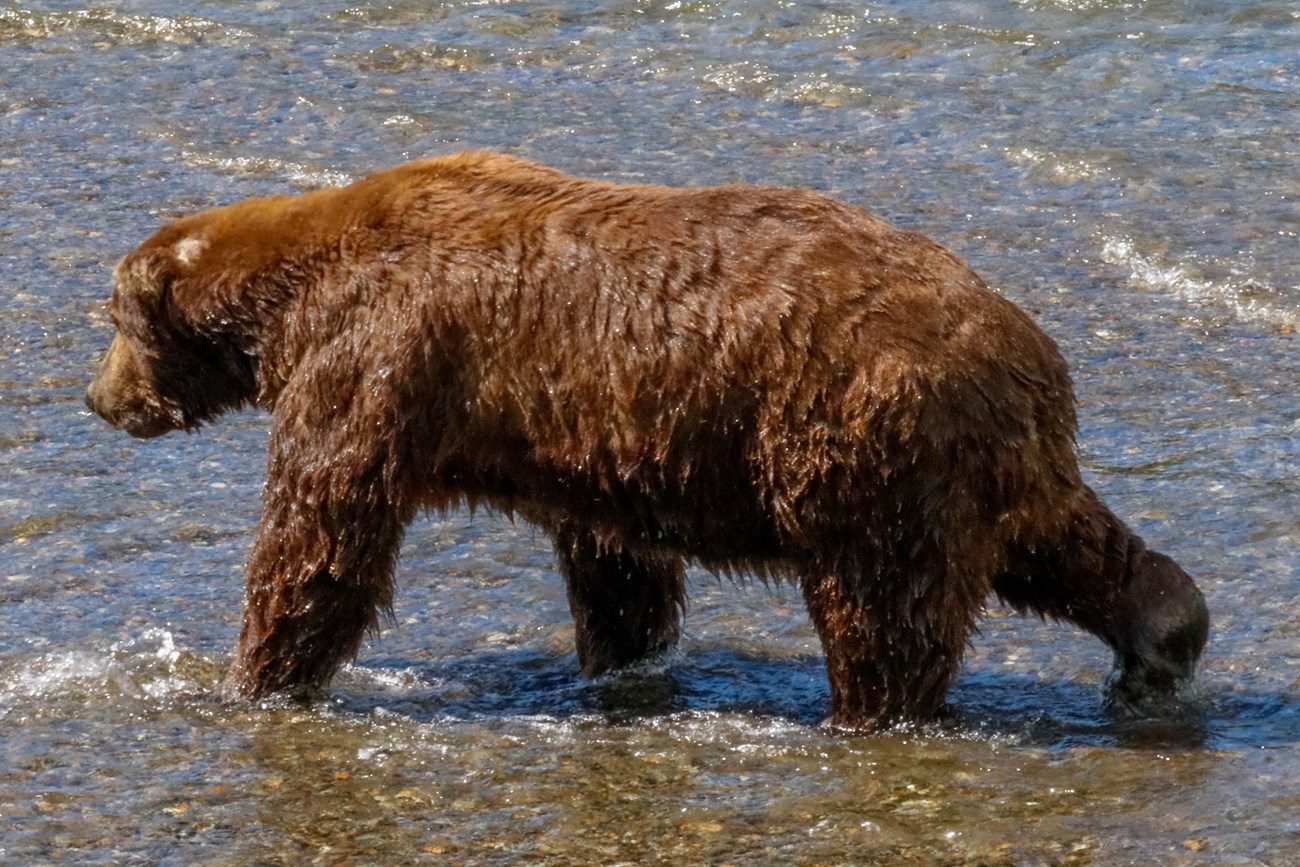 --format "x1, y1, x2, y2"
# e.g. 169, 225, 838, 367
800, 554, 981, 731
220, 387, 410, 701
991, 486, 1209, 715
553, 522, 687, 677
